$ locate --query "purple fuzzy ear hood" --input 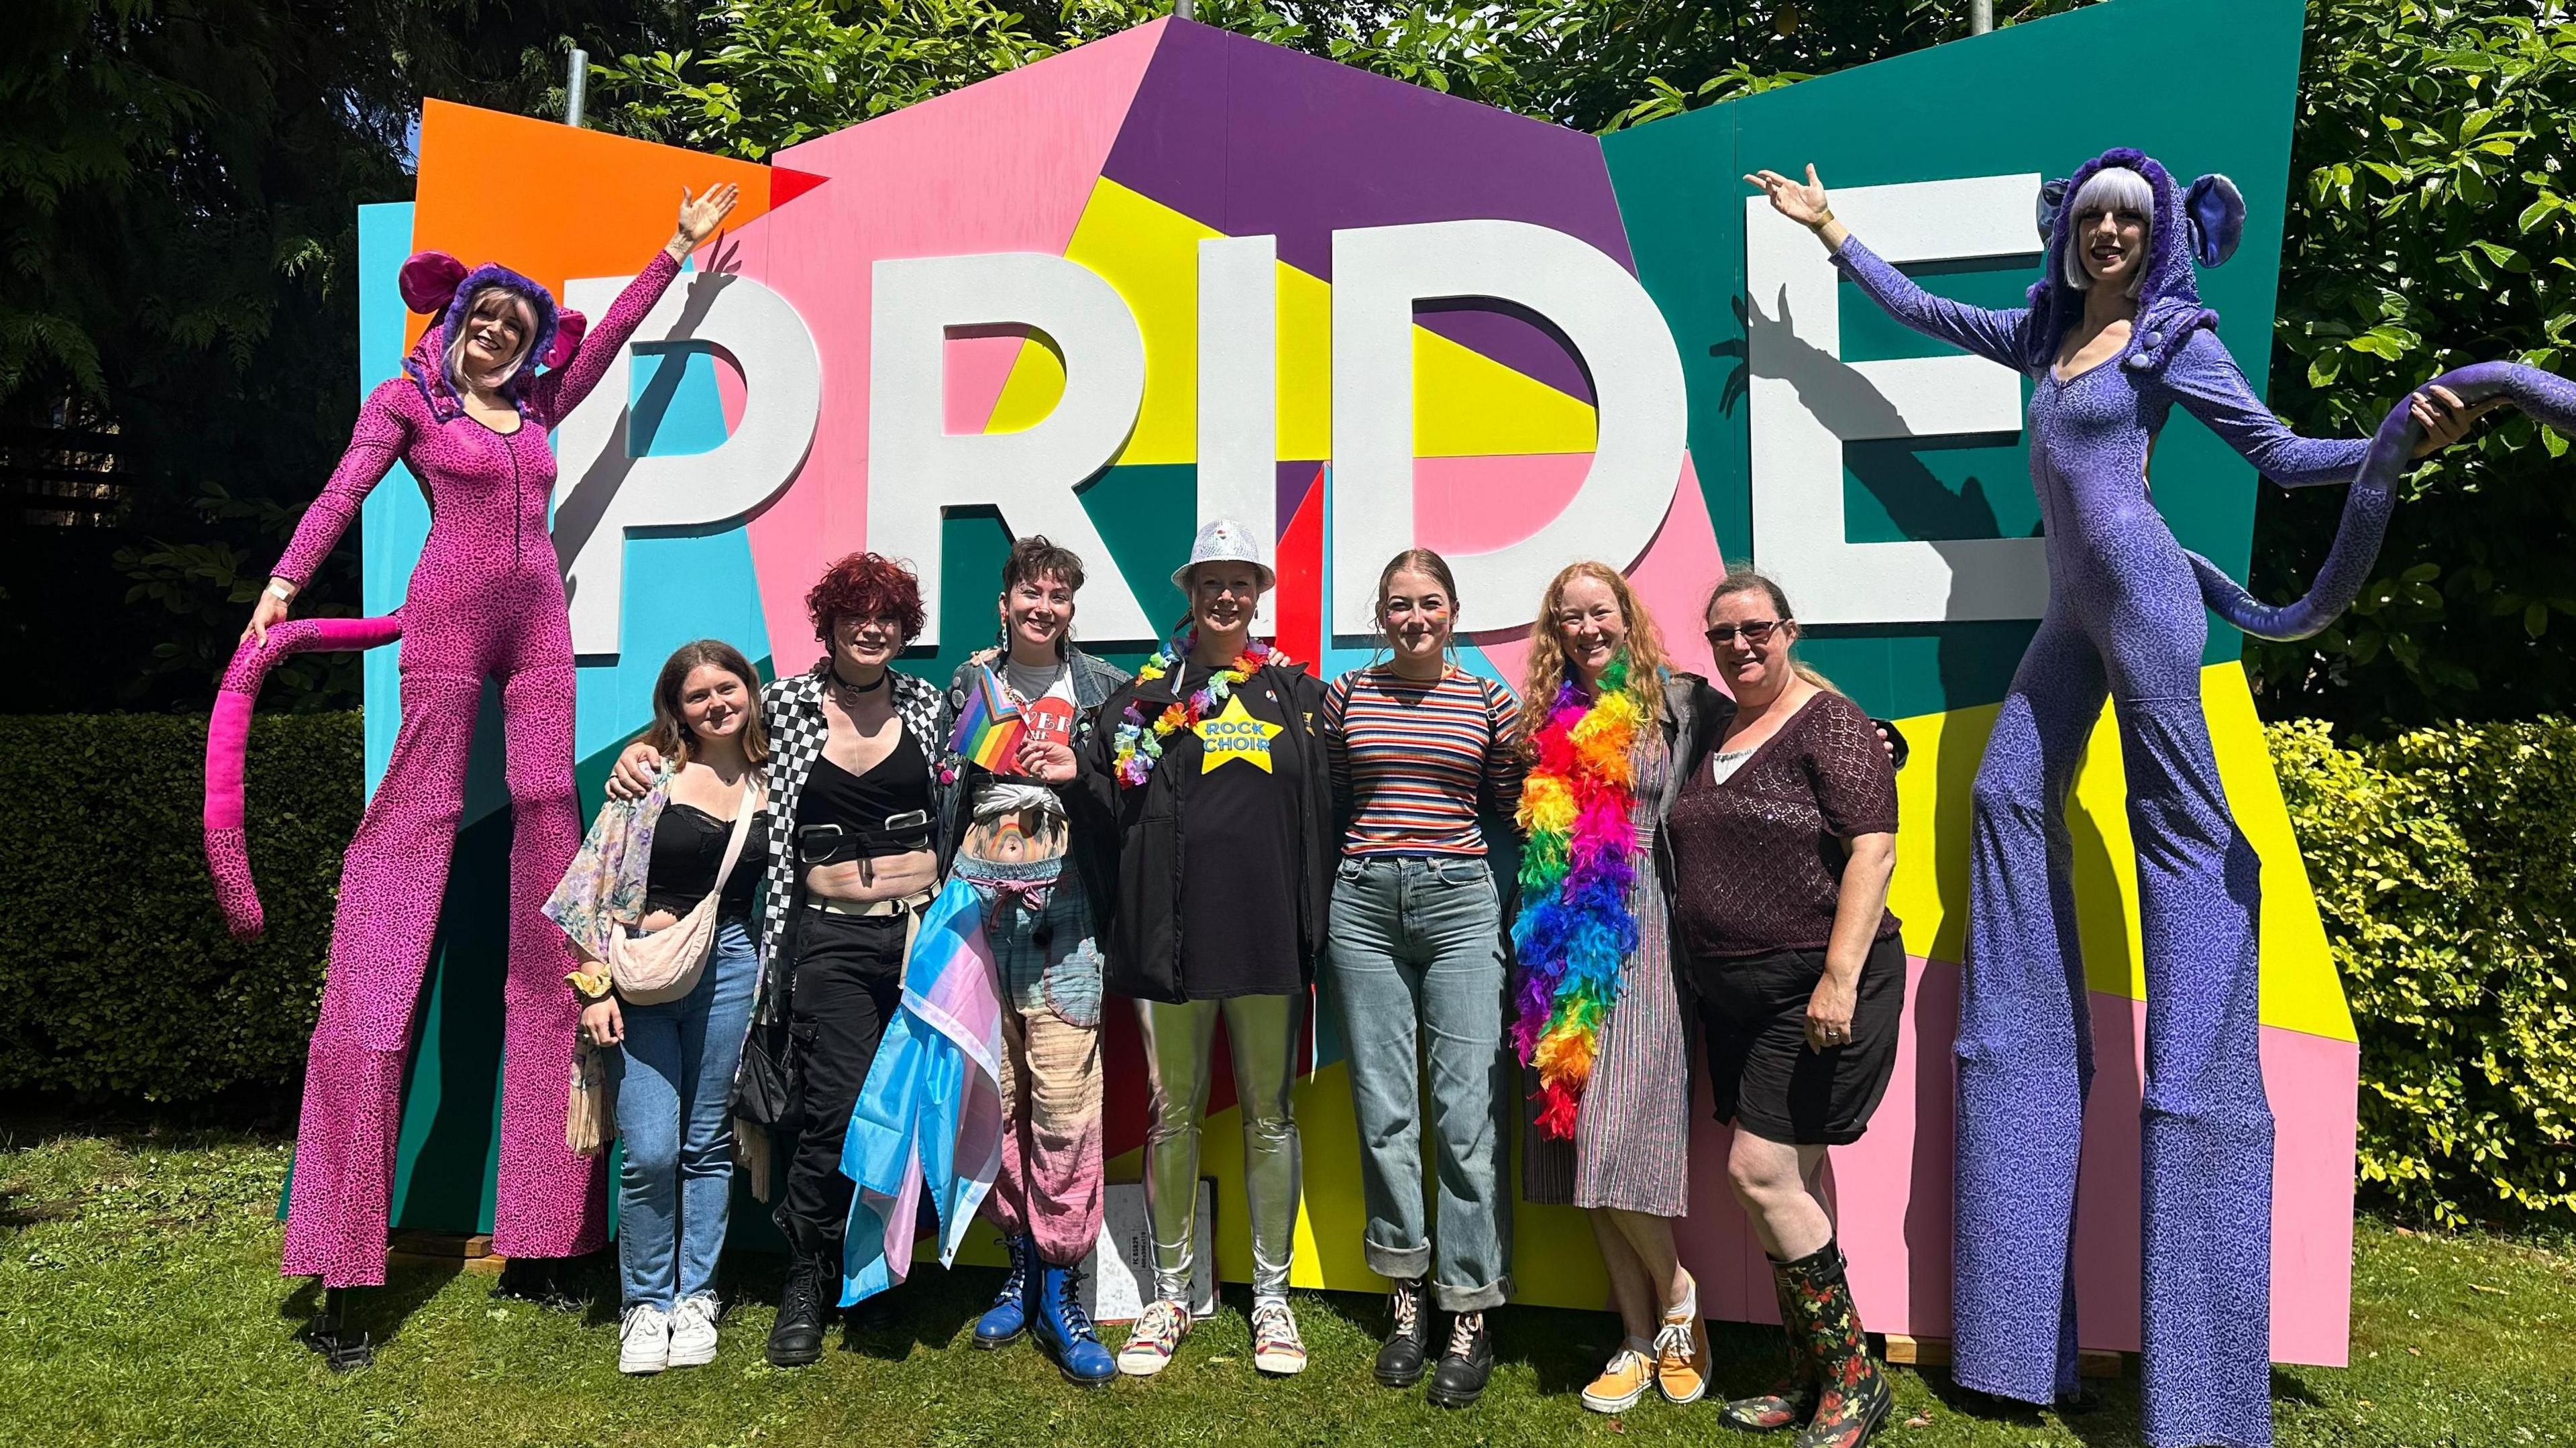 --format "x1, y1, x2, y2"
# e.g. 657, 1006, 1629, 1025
402, 264, 563, 418
2025, 147, 2217, 377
